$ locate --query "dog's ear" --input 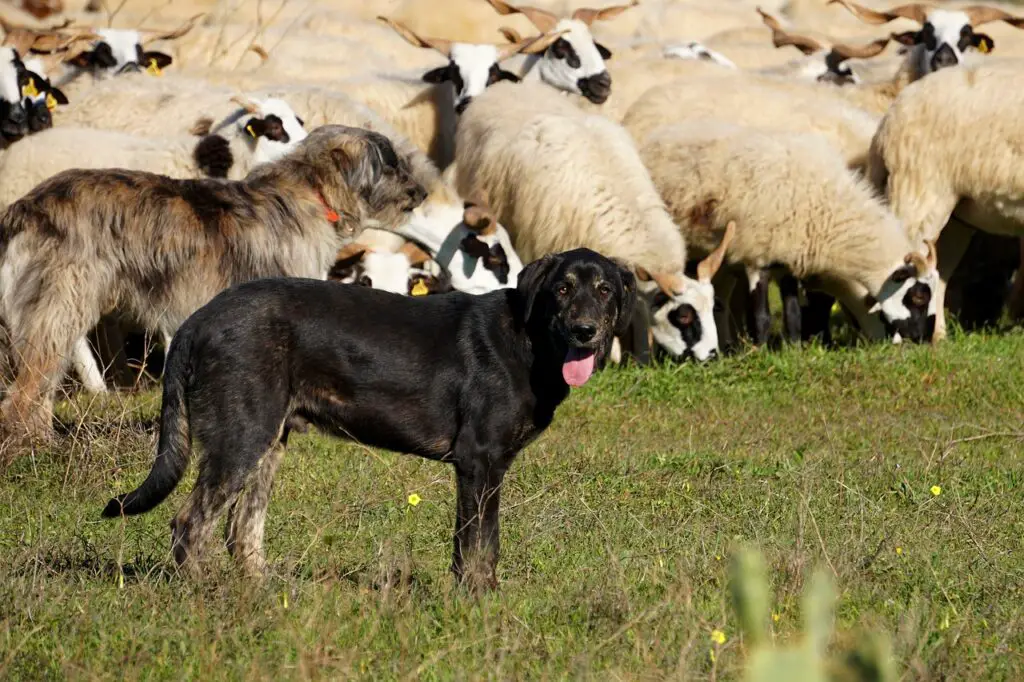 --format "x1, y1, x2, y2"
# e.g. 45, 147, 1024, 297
517, 253, 560, 322
612, 259, 637, 337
